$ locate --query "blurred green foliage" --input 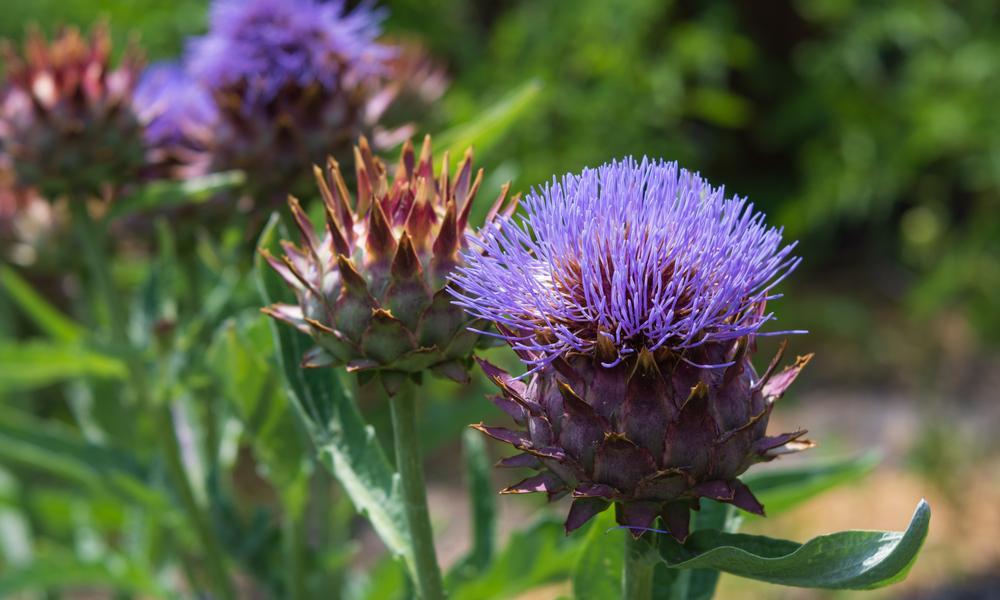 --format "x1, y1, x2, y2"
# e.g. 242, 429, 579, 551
388, 0, 1000, 347
0, 1, 962, 596
5, 0, 998, 343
